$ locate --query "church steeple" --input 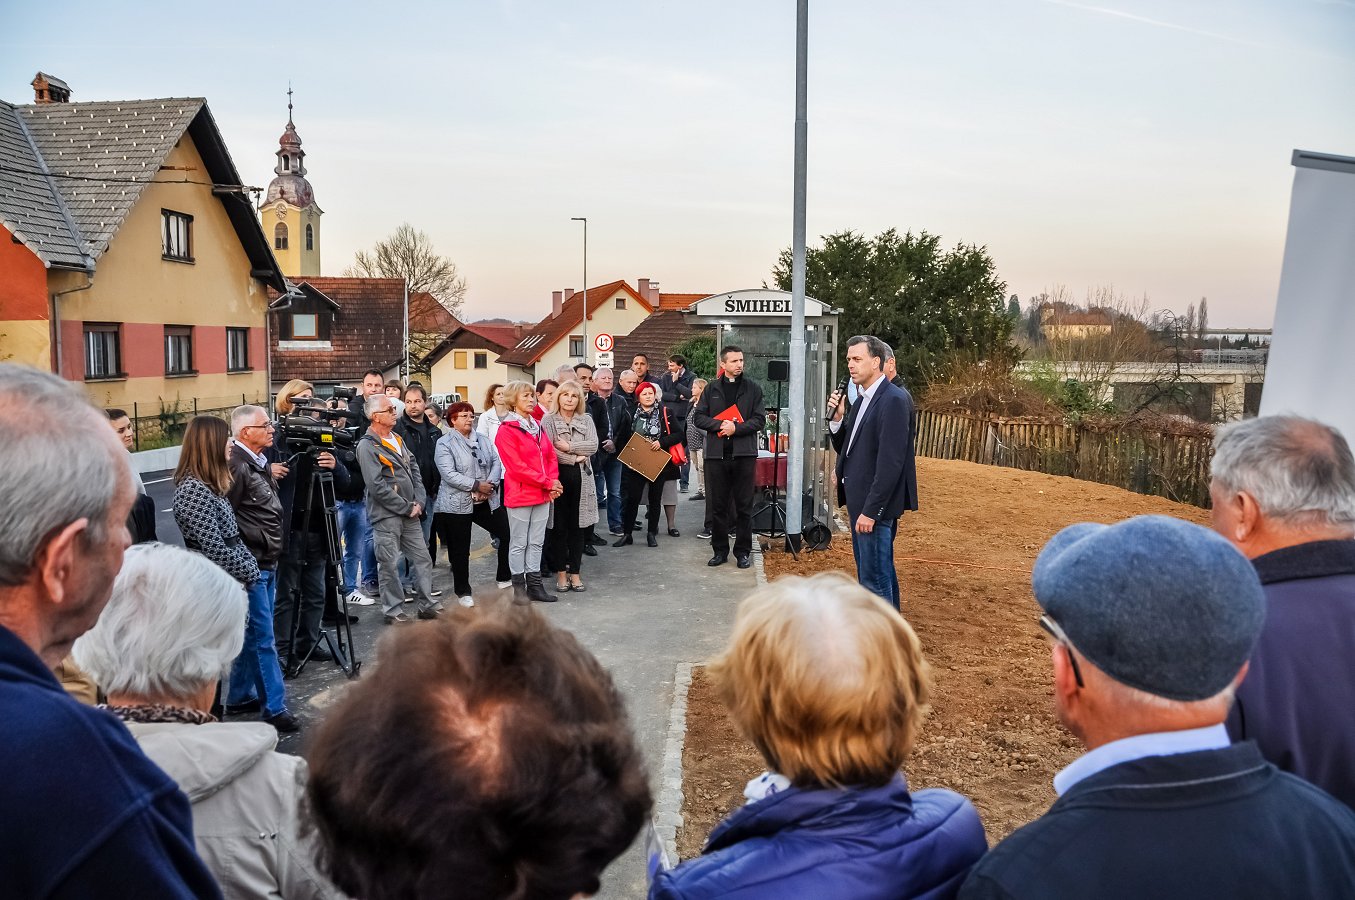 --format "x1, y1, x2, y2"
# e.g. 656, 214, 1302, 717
263, 87, 322, 277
